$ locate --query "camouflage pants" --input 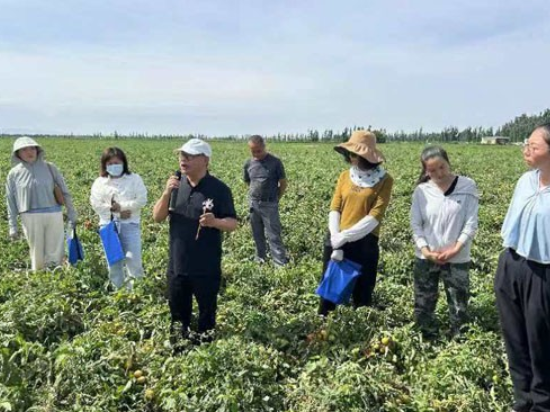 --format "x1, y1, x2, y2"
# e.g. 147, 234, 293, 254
413, 258, 470, 335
